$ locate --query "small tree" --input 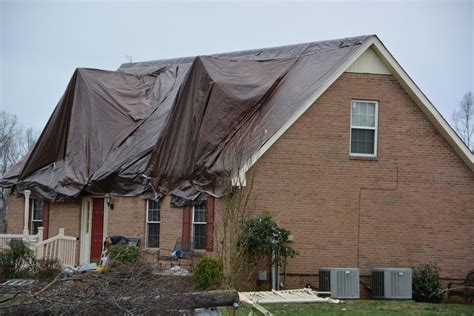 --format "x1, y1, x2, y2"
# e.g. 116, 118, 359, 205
240, 214, 297, 264
212, 137, 261, 289
214, 168, 256, 289
238, 213, 298, 288
452, 91, 473, 151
